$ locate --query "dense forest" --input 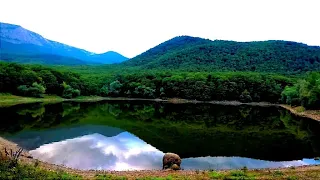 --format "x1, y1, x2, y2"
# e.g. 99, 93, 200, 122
124, 36, 320, 74
0, 62, 304, 104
